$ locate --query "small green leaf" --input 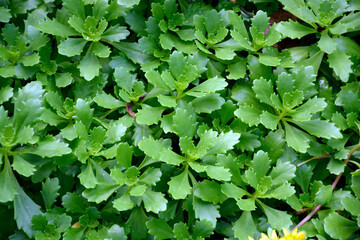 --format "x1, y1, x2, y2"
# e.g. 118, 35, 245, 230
193, 197, 220, 227
193, 220, 214, 239
192, 93, 225, 114
82, 184, 120, 203
130, 184, 146, 196
41, 178, 60, 209
138, 137, 166, 160
0, 160, 18, 203
58, 38, 87, 57
146, 218, 174, 240
36, 19, 79, 37
142, 188, 167, 213
235, 105, 262, 126
328, 50, 353, 82
116, 143, 133, 168
295, 119, 342, 139
55, 72, 73, 88
173, 222, 189, 240
31, 136, 71, 158
194, 180, 227, 204
113, 192, 134, 211
62, 192, 86, 214
324, 212, 359, 240
284, 122, 311, 153
315, 185, 333, 205
258, 201, 292, 230
12, 155, 36, 177
186, 76, 228, 97
168, 168, 191, 199
136, 106, 165, 125
276, 20, 317, 39
233, 211, 257, 240
270, 161, 296, 185
78, 50, 101, 81
94, 92, 125, 109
